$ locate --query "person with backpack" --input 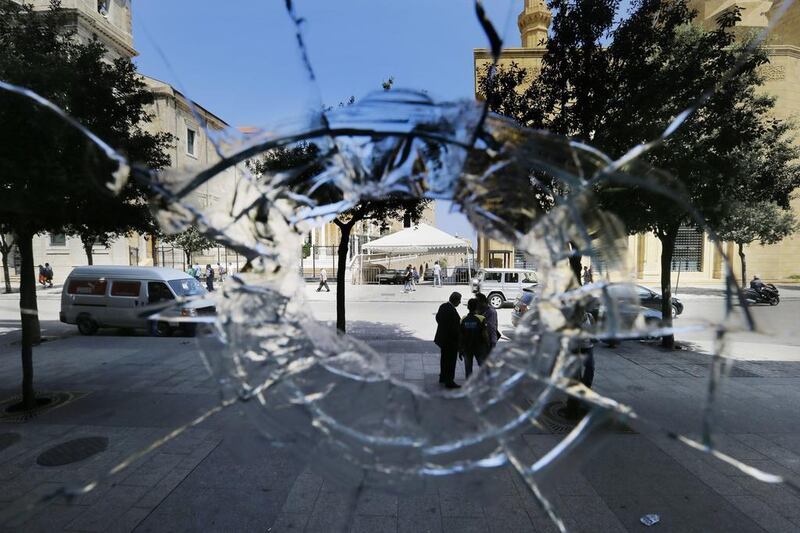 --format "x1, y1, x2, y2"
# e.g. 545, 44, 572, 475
44, 263, 54, 288
459, 298, 490, 379
205, 264, 215, 291
38, 265, 47, 287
